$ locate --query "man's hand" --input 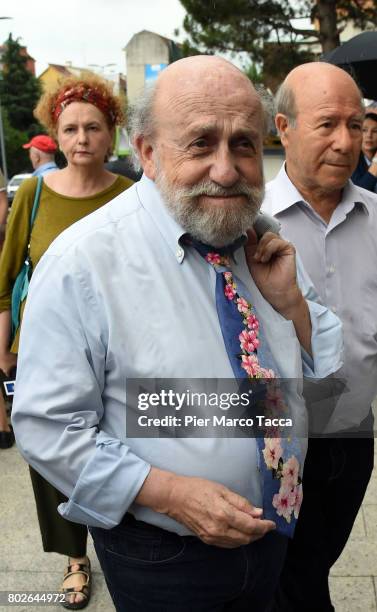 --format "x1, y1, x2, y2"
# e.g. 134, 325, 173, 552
135, 467, 276, 548
245, 229, 301, 313
0, 351, 17, 376
245, 229, 312, 355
